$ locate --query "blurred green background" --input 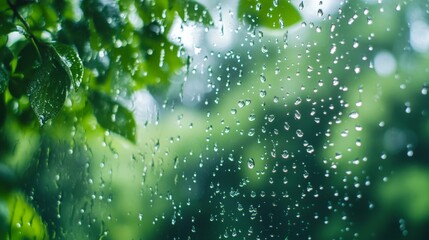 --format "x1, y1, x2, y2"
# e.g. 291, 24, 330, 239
1, 0, 429, 239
